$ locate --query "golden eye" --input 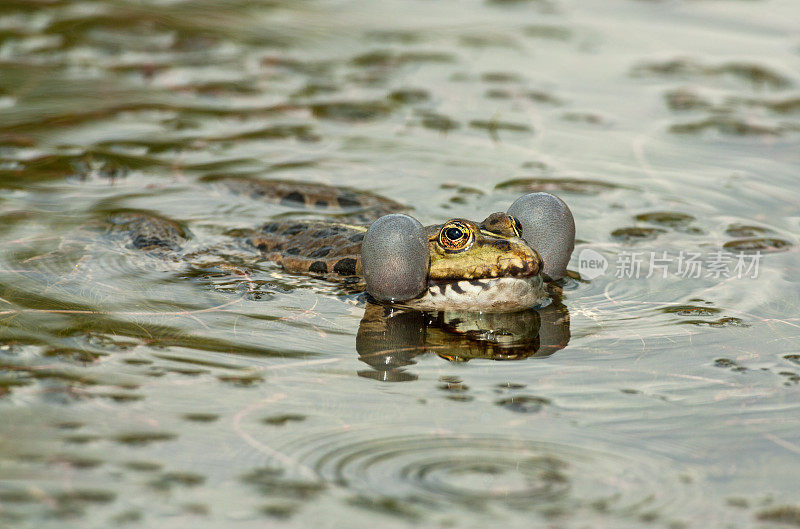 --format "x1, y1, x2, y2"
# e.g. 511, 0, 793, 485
439, 222, 473, 252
